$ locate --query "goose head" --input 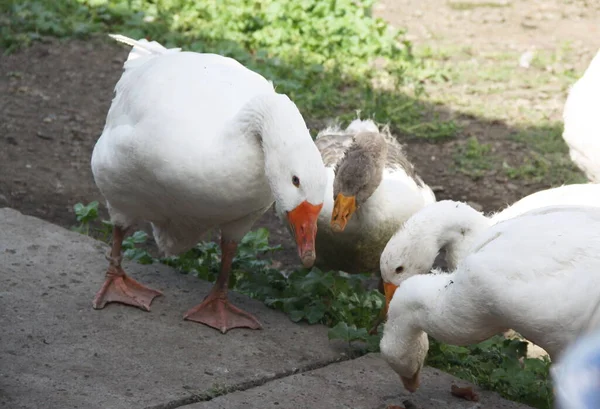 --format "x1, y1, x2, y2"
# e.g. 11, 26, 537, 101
330, 131, 387, 232
380, 318, 429, 393
379, 201, 489, 313
261, 94, 327, 267
379, 223, 440, 313
272, 160, 326, 268
379, 273, 431, 393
